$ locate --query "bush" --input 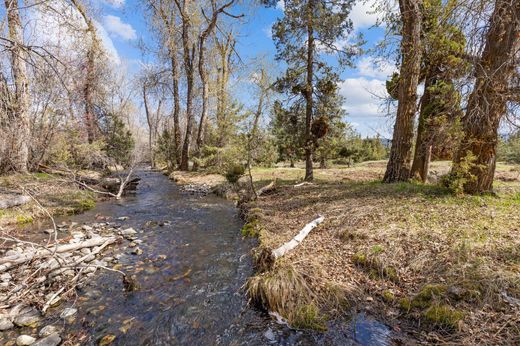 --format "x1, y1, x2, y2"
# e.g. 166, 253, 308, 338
440, 151, 479, 195
225, 164, 245, 183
